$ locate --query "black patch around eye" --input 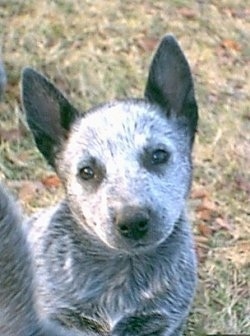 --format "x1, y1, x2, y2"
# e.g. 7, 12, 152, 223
142, 146, 170, 172
77, 157, 105, 185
